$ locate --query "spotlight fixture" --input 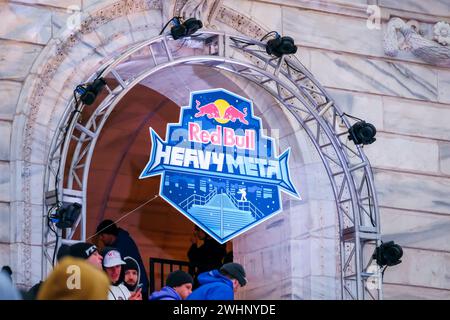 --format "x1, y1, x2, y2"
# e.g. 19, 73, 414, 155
75, 77, 106, 105
170, 17, 203, 40
265, 32, 297, 57
373, 241, 403, 267
348, 121, 377, 145
54, 202, 81, 229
